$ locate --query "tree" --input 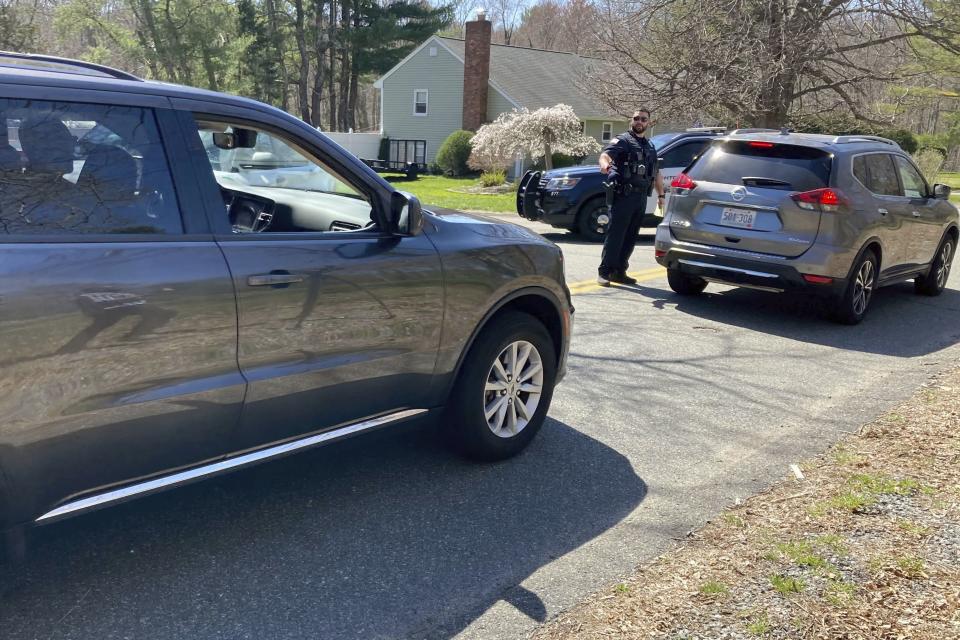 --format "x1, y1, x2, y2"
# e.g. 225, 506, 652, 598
592, 0, 960, 127
513, 0, 601, 53
470, 104, 600, 171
